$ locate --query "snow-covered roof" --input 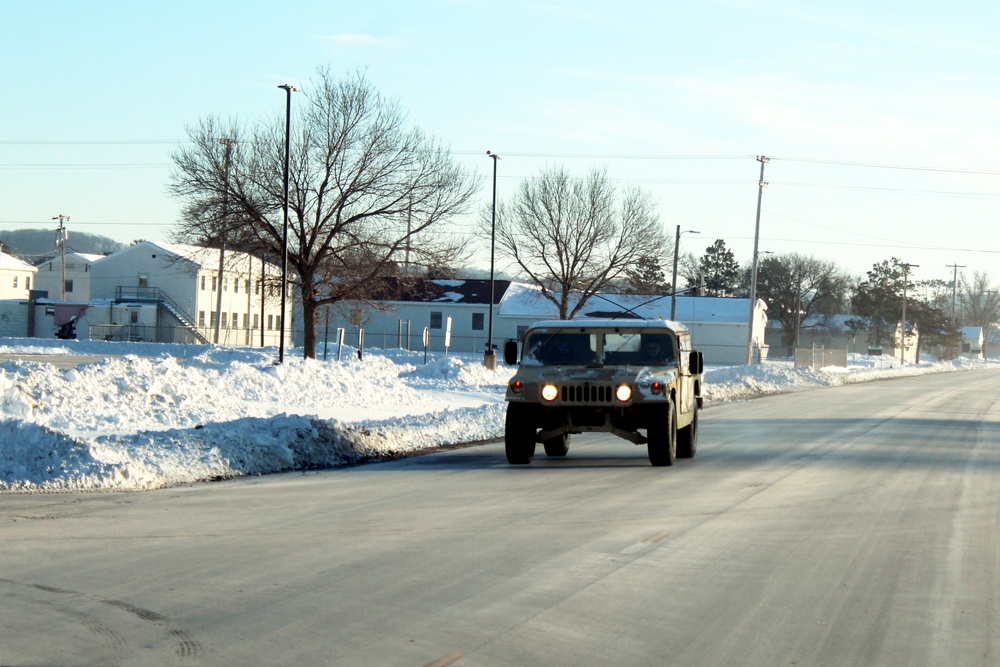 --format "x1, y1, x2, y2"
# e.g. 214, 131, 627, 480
962, 326, 984, 341
365, 277, 512, 305
0, 251, 37, 272
497, 283, 756, 324
527, 318, 690, 332
767, 314, 864, 331
36, 252, 105, 268
107, 241, 278, 273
